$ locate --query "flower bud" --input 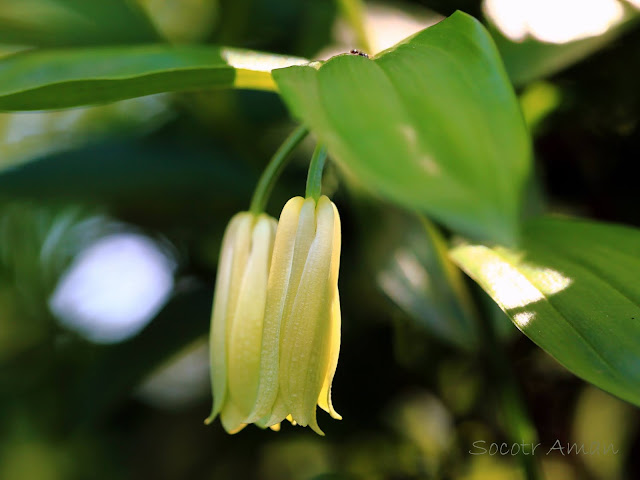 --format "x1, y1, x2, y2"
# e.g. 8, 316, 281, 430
205, 212, 277, 434
249, 195, 342, 435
